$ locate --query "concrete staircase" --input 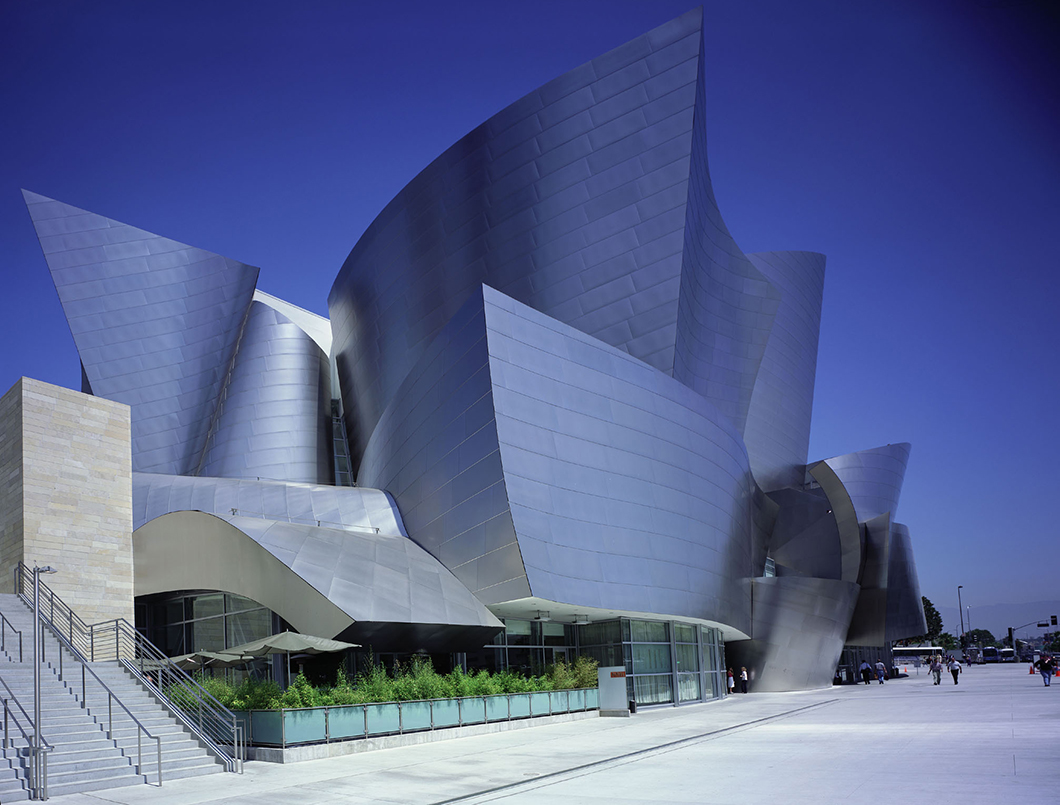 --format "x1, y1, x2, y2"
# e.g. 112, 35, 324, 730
0, 594, 224, 799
